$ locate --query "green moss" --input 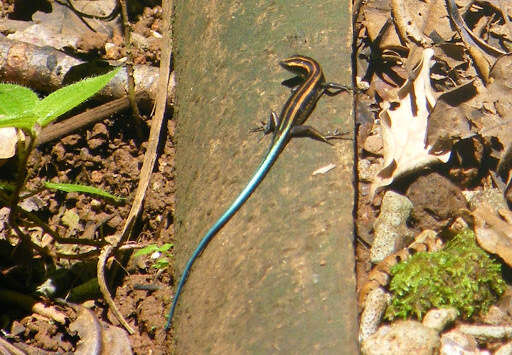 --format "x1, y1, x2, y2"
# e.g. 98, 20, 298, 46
385, 229, 506, 321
